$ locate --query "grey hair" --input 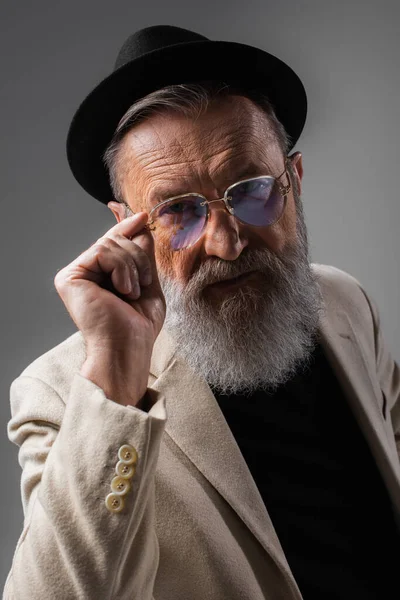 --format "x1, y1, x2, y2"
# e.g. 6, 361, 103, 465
103, 81, 292, 212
